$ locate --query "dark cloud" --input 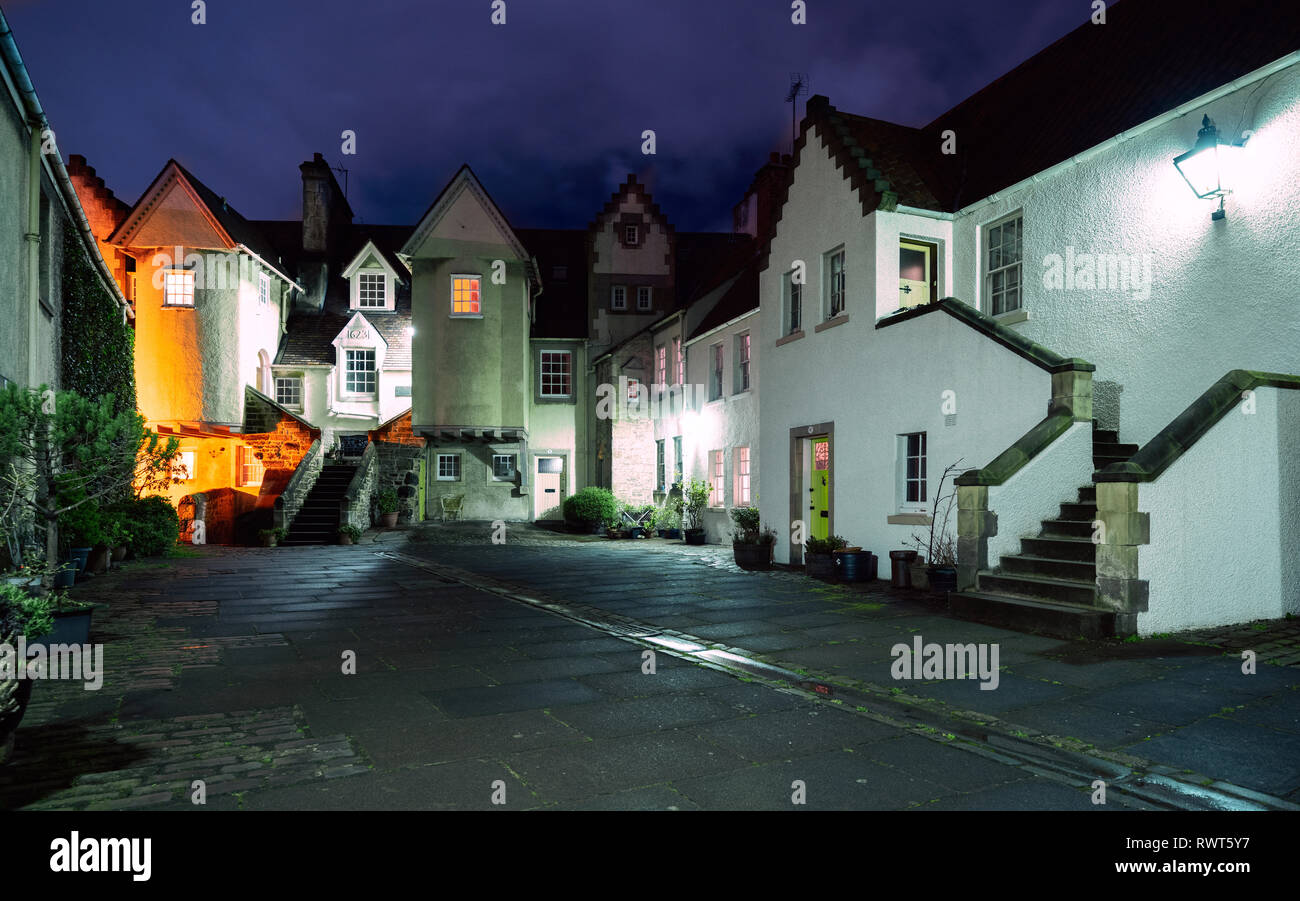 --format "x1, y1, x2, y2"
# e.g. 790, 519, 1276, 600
9, 0, 1088, 230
